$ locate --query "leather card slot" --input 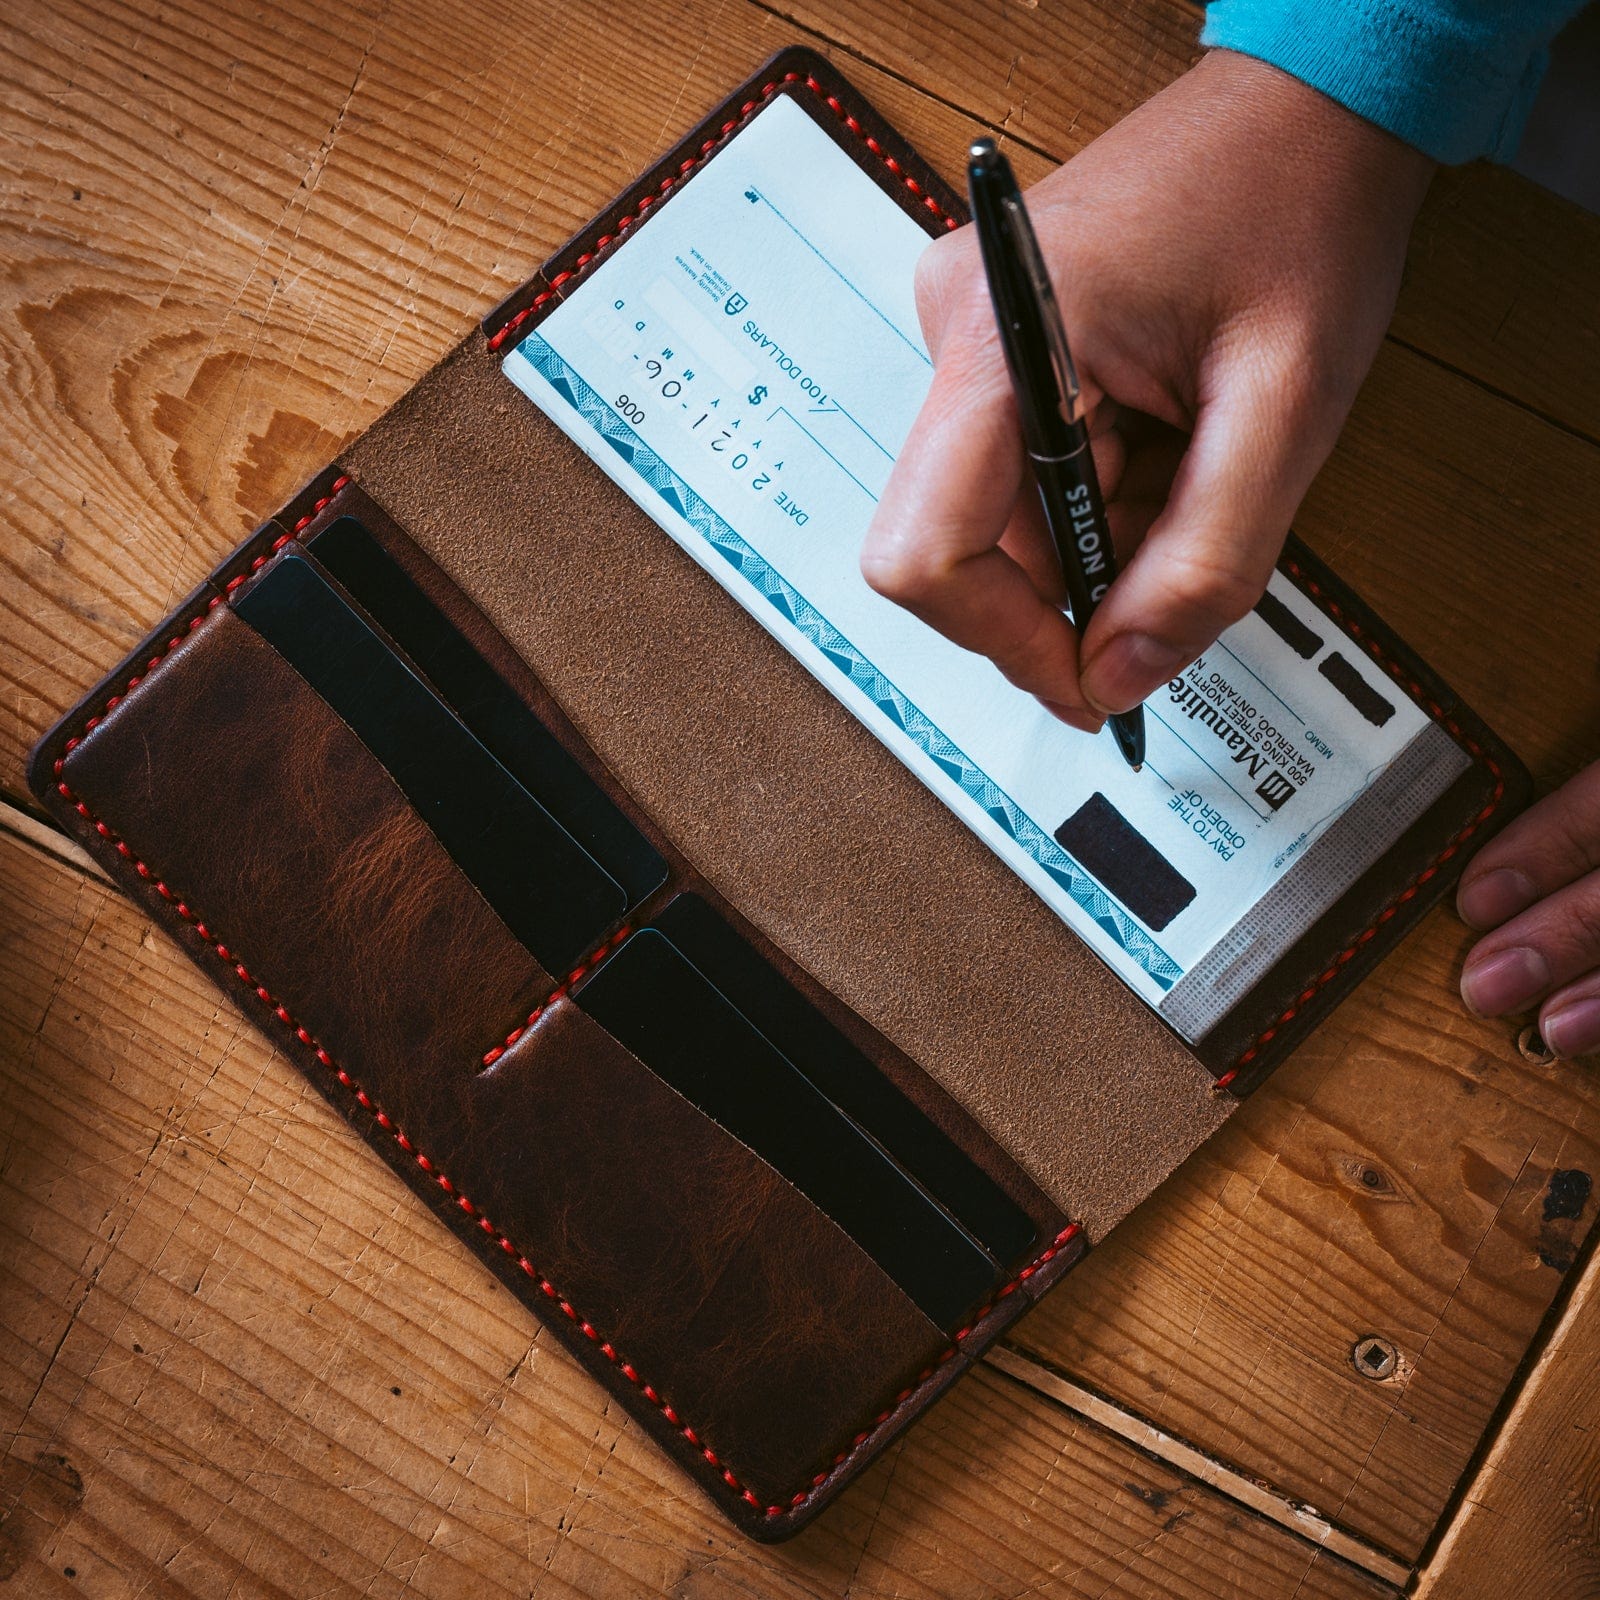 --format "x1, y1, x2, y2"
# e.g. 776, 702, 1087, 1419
471, 997, 950, 1504
55, 606, 551, 1131
574, 901, 1011, 1329
650, 893, 1039, 1267
304, 514, 668, 908
233, 547, 627, 974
